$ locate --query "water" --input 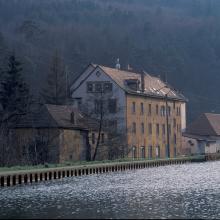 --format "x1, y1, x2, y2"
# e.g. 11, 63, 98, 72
0, 161, 220, 219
